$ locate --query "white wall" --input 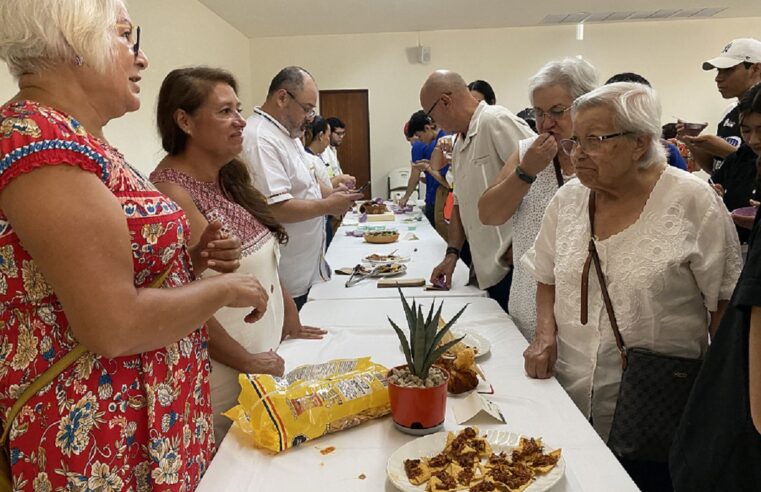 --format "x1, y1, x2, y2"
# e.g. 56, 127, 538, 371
0, 0, 252, 175
249, 17, 761, 196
